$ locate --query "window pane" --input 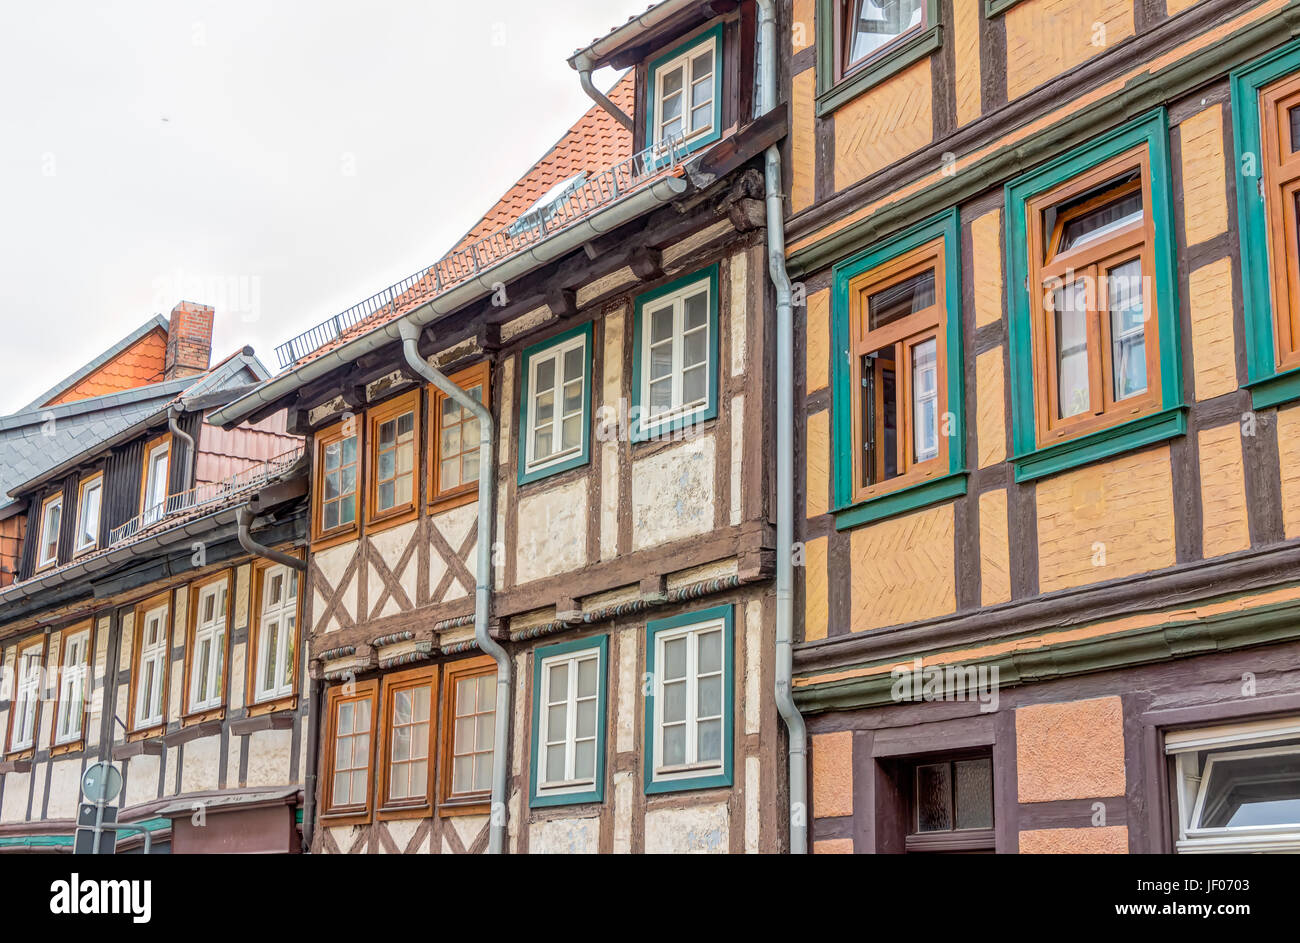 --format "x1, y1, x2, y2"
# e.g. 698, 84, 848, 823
1200, 751, 1300, 828
664, 637, 688, 680
954, 758, 994, 830
690, 102, 713, 133
697, 718, 722, 763
473, 753, 493, 792
545, 744, 566, 782
1107, 259, 1147, 401
563, 346, 584, 383
1053, 280, 1091, 419
911, 338, 939, 463
547, 703, 567, 742
698, 630, 721, 673
690, 50, 712, 80
663, 680, 687, 724
868, 269, 935, 330
577, 657, 597, 698
650, 305, 673, 343
576, 699, 596, 739
915, 762, 953, 832
663, 723, 686, 767
697, 675, 722, 718
453, 755, 473, 793
1060, 188, 1143, 252
536, 357, 555, 393
847, 0, 925, 68
561, 415, 582, 451
575, 739, 596, 780
662, 65, 683, 97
